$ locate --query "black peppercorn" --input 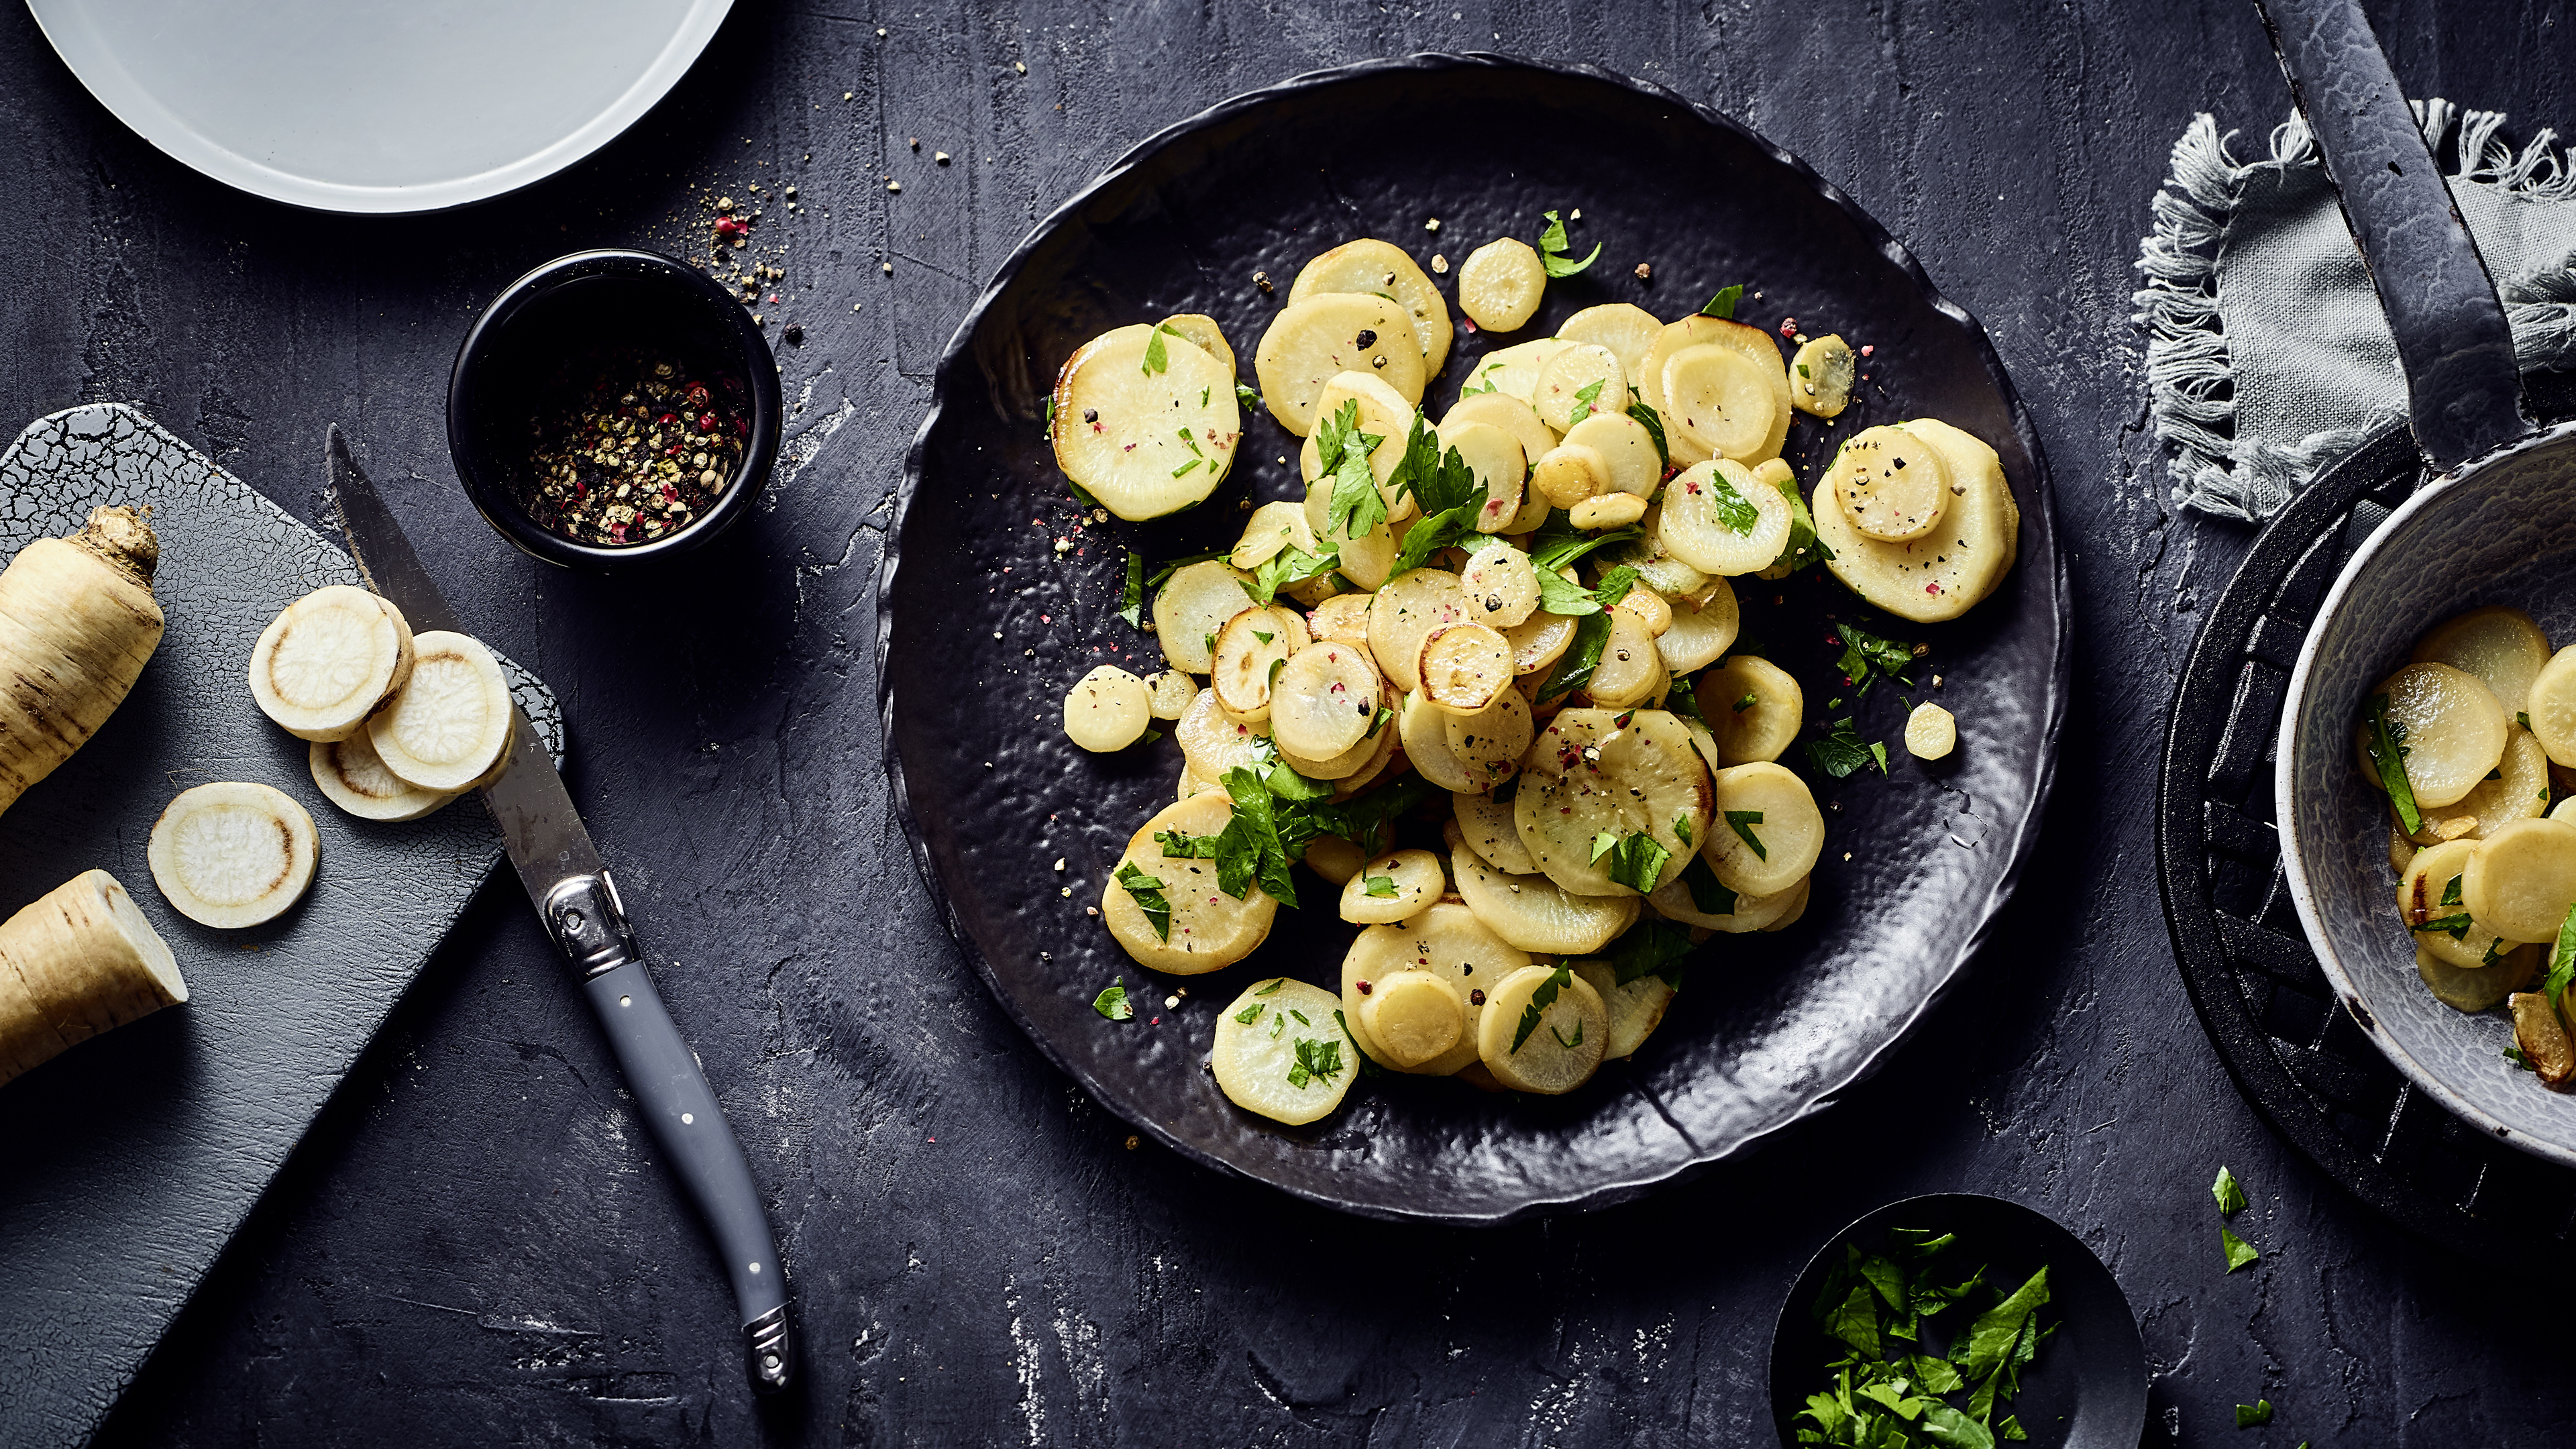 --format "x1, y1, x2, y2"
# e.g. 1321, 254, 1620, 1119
782, 323, 804, 345
1082, 408, 1098, 424
1354, 329, 1377, 348
1469, 989, 1486, 1006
